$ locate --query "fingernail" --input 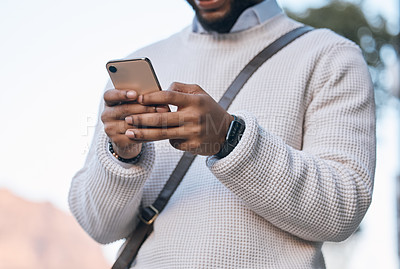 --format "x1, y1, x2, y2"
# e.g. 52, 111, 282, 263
126, 130, 135, 137
127, 91, 136, 99
125, 117, 133, 124
138, 95, 143, 103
